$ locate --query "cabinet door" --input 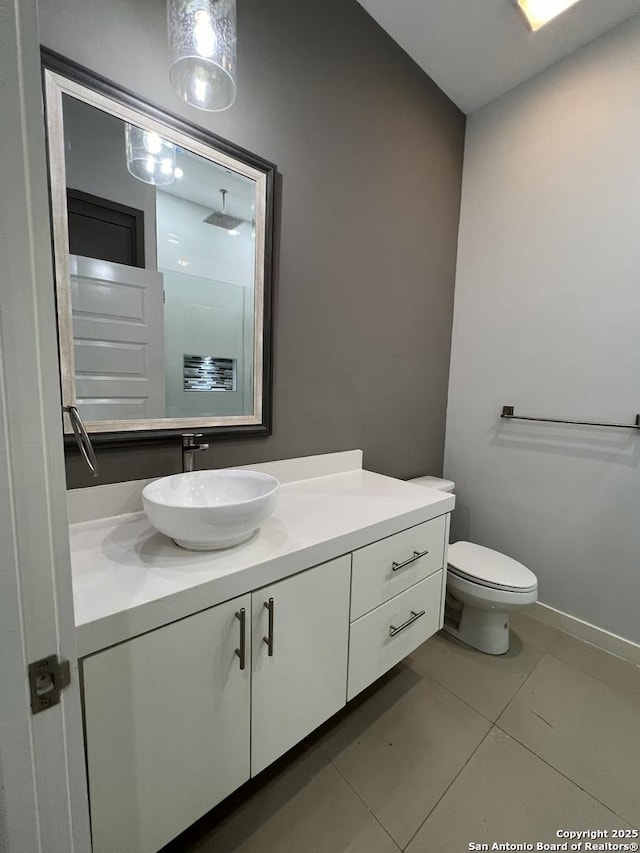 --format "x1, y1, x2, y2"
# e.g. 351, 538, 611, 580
251, 555, 351, 776
83, 595, 251, 853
